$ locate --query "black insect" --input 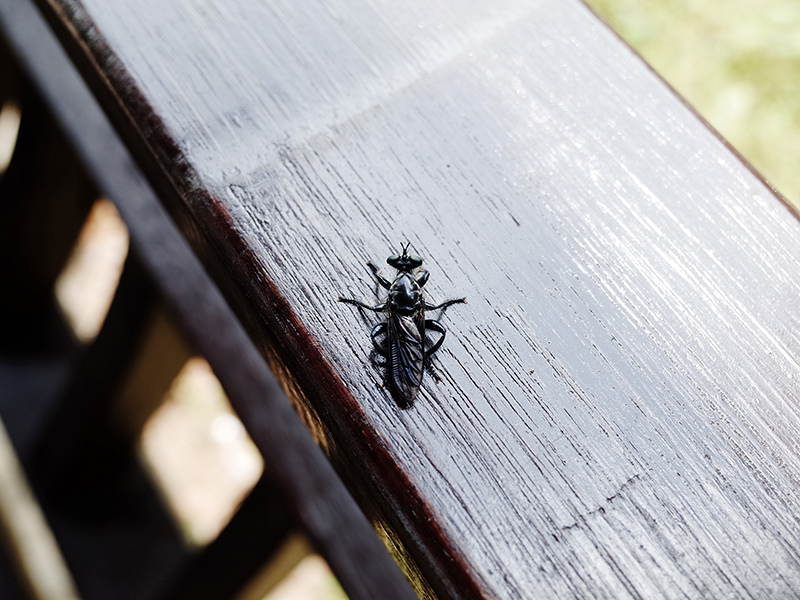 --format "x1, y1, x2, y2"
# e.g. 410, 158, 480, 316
339, 244, 465, 407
